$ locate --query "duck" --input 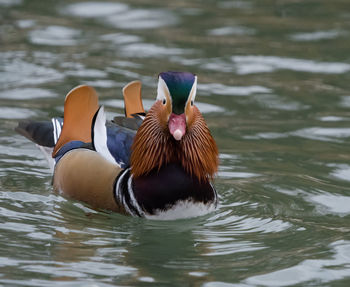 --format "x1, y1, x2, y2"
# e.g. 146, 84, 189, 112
16, 71, 219, 220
